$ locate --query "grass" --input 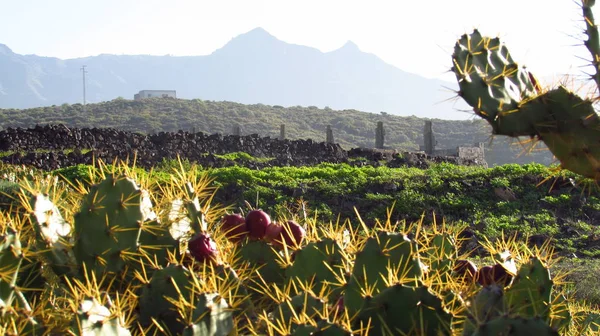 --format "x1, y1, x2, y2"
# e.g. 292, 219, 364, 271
0, 148, 92, 157
554, 258, 600, 309
1, 157, 600, 299
214, 151, 274, 163
29, 158, 599, 260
